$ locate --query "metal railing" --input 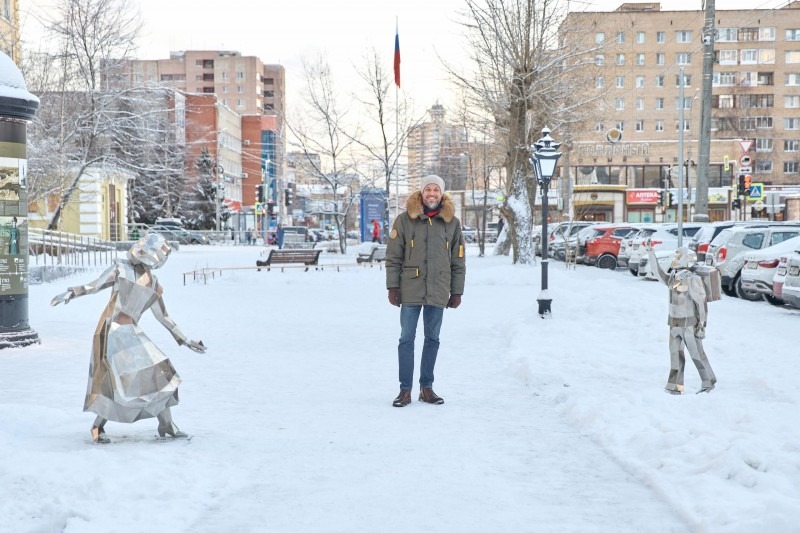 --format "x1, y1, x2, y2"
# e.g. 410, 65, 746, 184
27, 228, 119, 268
